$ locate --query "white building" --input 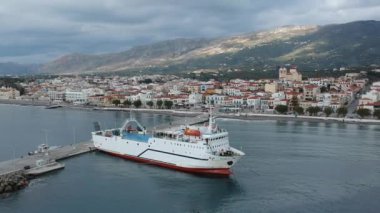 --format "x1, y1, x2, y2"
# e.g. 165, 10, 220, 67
273, 99, 287, 107
247, 97, 261, 109
125, 94, 140, 102
272, 92, 286, 101
206, 94, 226, 106
189, 93, 203, 105
48, 91, 64, 102
0, 87, 20, 99
168, 89, 182, 96
317, 93, 332, 107
361, 90, 379, 102
139, 92, 155, 103
65, 91, 88, 104
223, 86, 242, 96
82, 88, 105, 97
232, 97, 244, 107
